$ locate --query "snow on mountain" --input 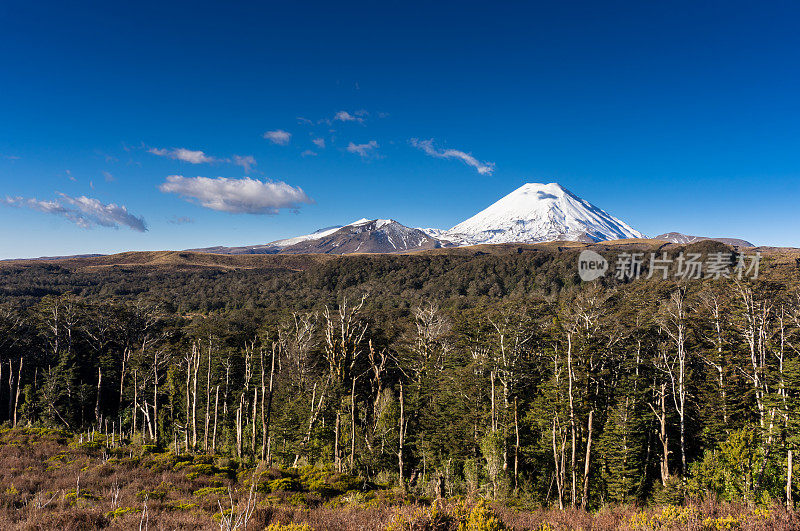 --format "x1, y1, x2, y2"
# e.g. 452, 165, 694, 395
271, 219, 399, 248
440, 182, 644, 245
270, 224, 344, 248
278, 218, 440, 254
